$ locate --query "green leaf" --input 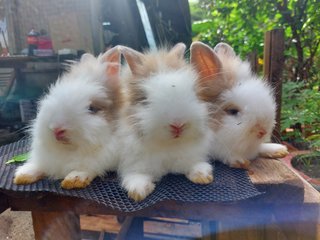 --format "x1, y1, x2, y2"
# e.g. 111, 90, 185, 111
6, 153, 29, 164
